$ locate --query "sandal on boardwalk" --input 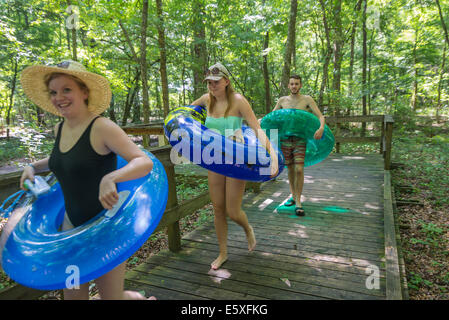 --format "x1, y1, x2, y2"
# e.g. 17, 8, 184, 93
284, 197, 296, 207
295, 206, 305, 216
